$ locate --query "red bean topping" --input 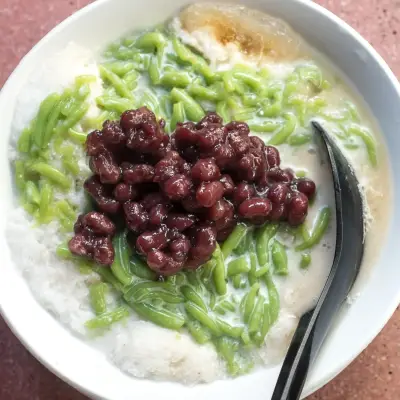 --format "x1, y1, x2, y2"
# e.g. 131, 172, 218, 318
70, 107, 315, 275
153, 151, 185, 183
197, 125, 226, 152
